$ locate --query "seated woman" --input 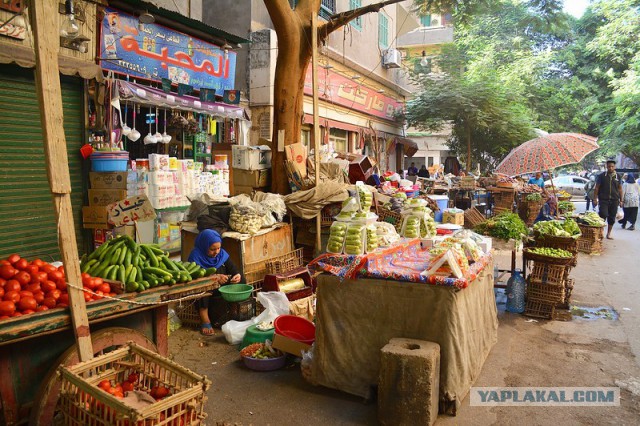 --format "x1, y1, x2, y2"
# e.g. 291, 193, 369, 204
534, 196, 558, 223
189, 229, 243, 335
